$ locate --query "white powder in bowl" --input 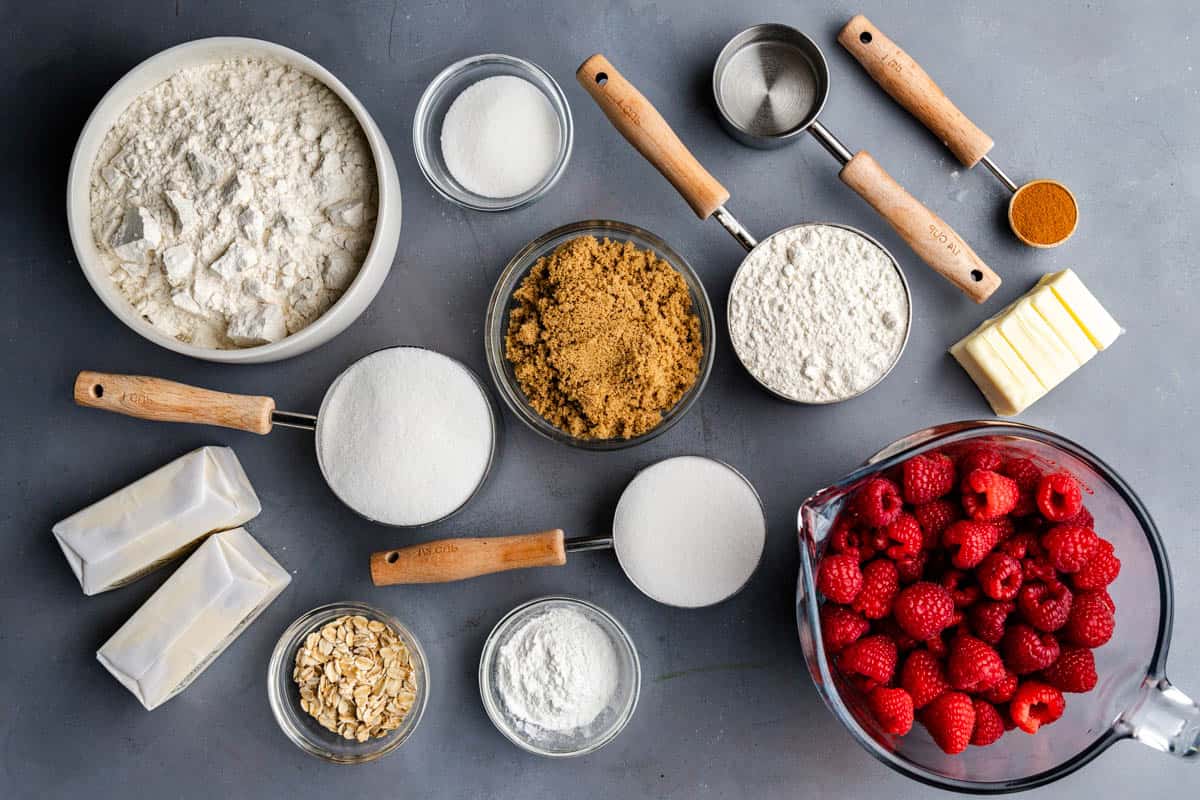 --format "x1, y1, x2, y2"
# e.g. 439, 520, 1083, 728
315, 348, 493, 526
440, 75, 561, 198
613, 457, 765, 608
727, 224, 909, 403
